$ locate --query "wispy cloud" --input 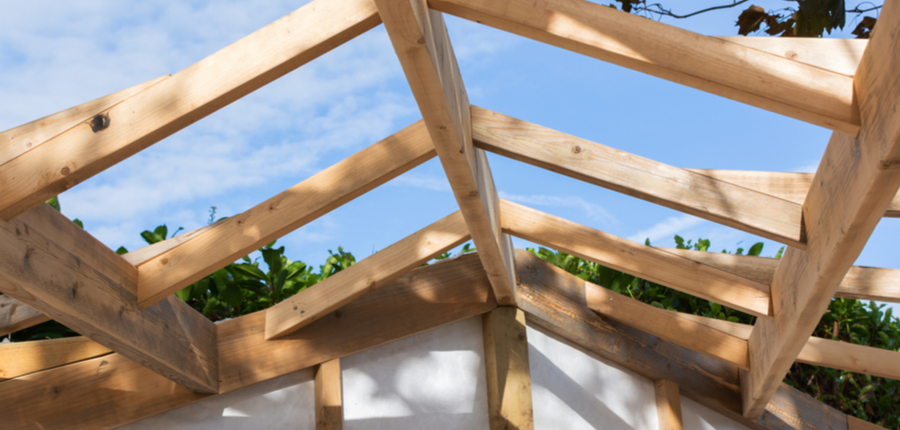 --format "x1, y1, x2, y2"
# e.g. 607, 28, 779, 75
626, 214, 705, 244
499, 192, 617, 225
